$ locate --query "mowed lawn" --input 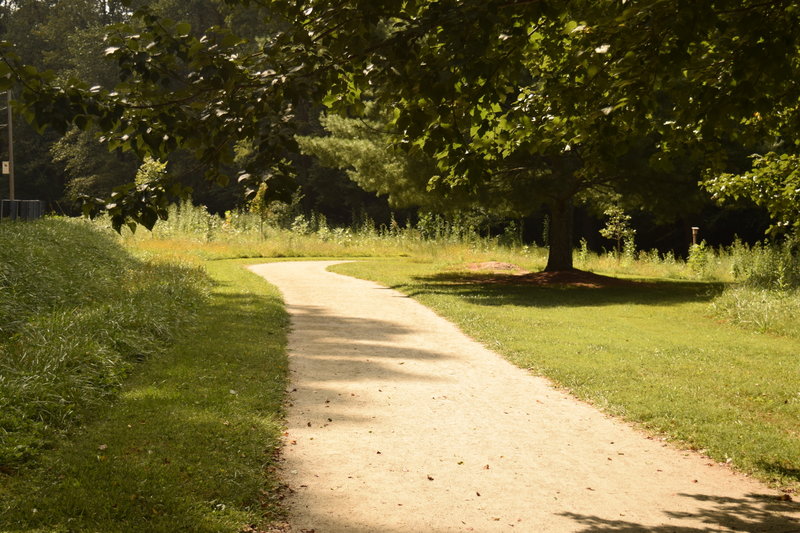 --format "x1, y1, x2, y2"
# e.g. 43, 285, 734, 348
332, 259, 800, 490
